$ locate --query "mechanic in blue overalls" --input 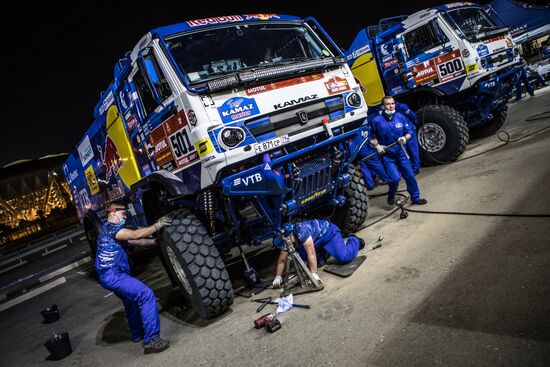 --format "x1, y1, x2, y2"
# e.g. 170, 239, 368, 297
95, 201, 172, 354
395, 102, 421, 175
370, 96, 427, 206
357, 123, 397, 190
271, 219, 365, 288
